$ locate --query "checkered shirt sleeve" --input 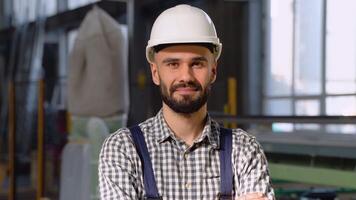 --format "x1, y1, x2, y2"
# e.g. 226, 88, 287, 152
232, 129, 275, 199
98, 128, 143, 199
